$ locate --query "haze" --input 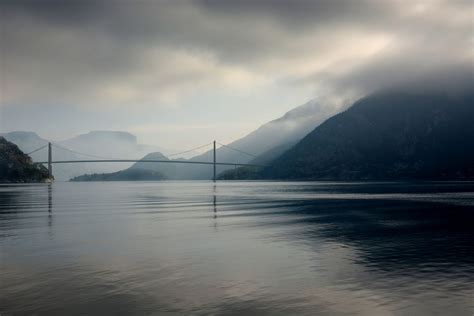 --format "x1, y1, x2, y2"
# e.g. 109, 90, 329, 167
1, 0, 472, 150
